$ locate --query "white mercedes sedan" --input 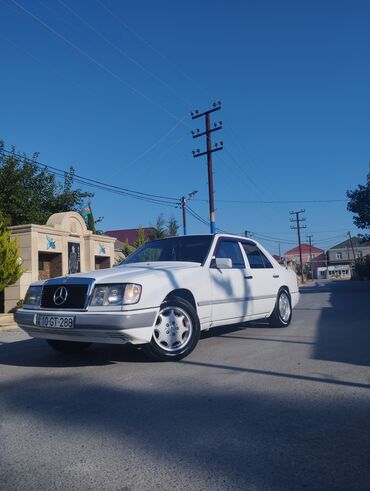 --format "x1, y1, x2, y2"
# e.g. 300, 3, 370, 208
15, 234, 299, 361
